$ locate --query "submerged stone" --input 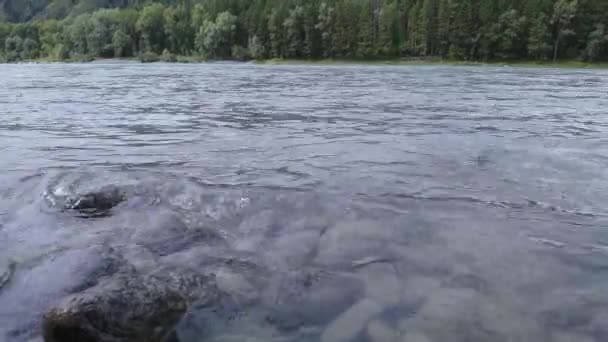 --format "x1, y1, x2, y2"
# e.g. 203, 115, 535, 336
367, 320, 399, 342
400, 332, 432, 342
215, 268, 258, 305
538, 292, 595, 329
320, 298, 384, 342
0, 259, 15, 290
315, 220, 395, 268
400, 276, 441, 307
552, 332, 595, 342
266, 272, 363, 332
357, 263, 402, 306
